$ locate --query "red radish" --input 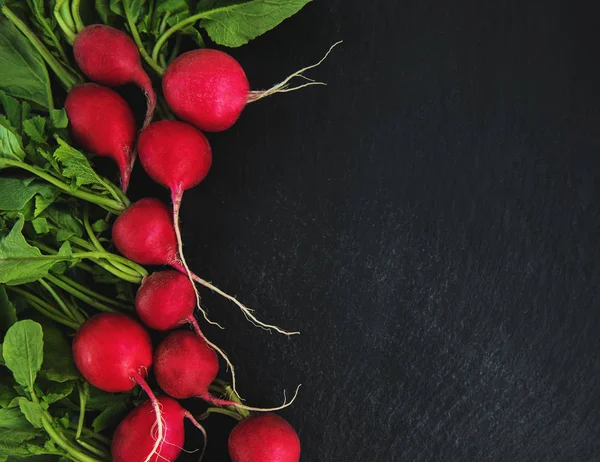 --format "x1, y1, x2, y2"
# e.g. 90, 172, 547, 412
162, 49, 249, 132
73, 24, 156, 128
137, 120, 212, 196
162, 43, 341, 132
154, 331, 300, 411
112, 198, 178, 266
112, 397, 184, 462
72, 313, 164, 462
65, 83, 136, 192
135, 270, 238, 391
112, 396, 206, 462
135, 270, 195, 331
113, 198, 298, 335
228, 414, 301, 462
